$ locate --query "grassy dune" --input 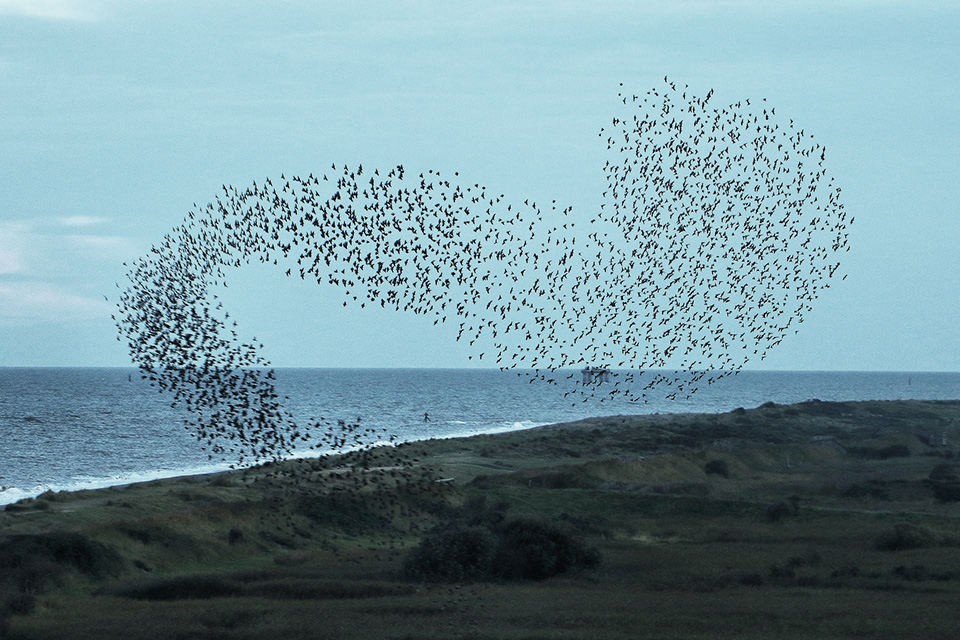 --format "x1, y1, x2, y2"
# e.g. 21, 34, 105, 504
3, 399, 960, 639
